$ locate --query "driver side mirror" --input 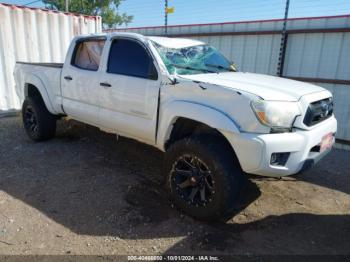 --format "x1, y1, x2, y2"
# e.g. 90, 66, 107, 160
168, 76, 179, 85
